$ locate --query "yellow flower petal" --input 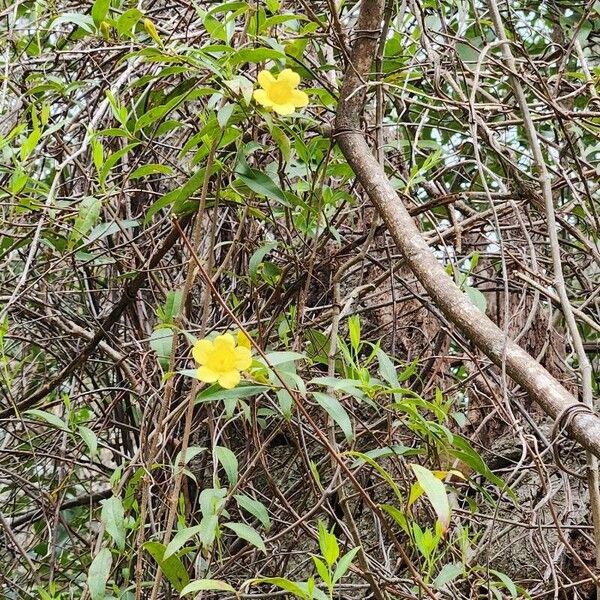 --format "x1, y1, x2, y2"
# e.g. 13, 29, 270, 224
218, 369, 241, 389
253, 88, 273, 108
272, 103, 296, 115
197, 365, 219, 383
234, 346, 252, 370
290, 89, 309, 107
257, 70, 275, 89
237, 330, 252, 350
254, 69, 308, 116
191, 331, 250, 389
192, 339, 213, 365
213, 333, 235, 351
278, 69, 300, 88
